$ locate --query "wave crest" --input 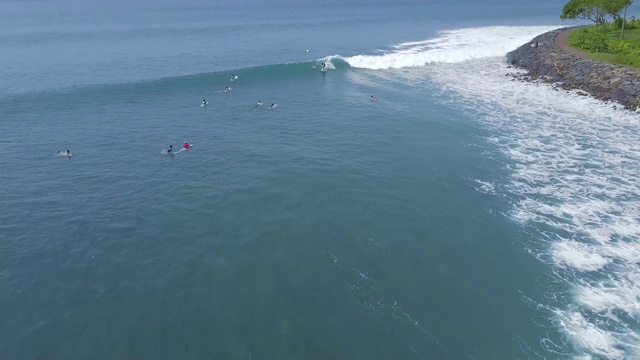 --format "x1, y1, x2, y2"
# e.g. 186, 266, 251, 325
342, 26, 563, 69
